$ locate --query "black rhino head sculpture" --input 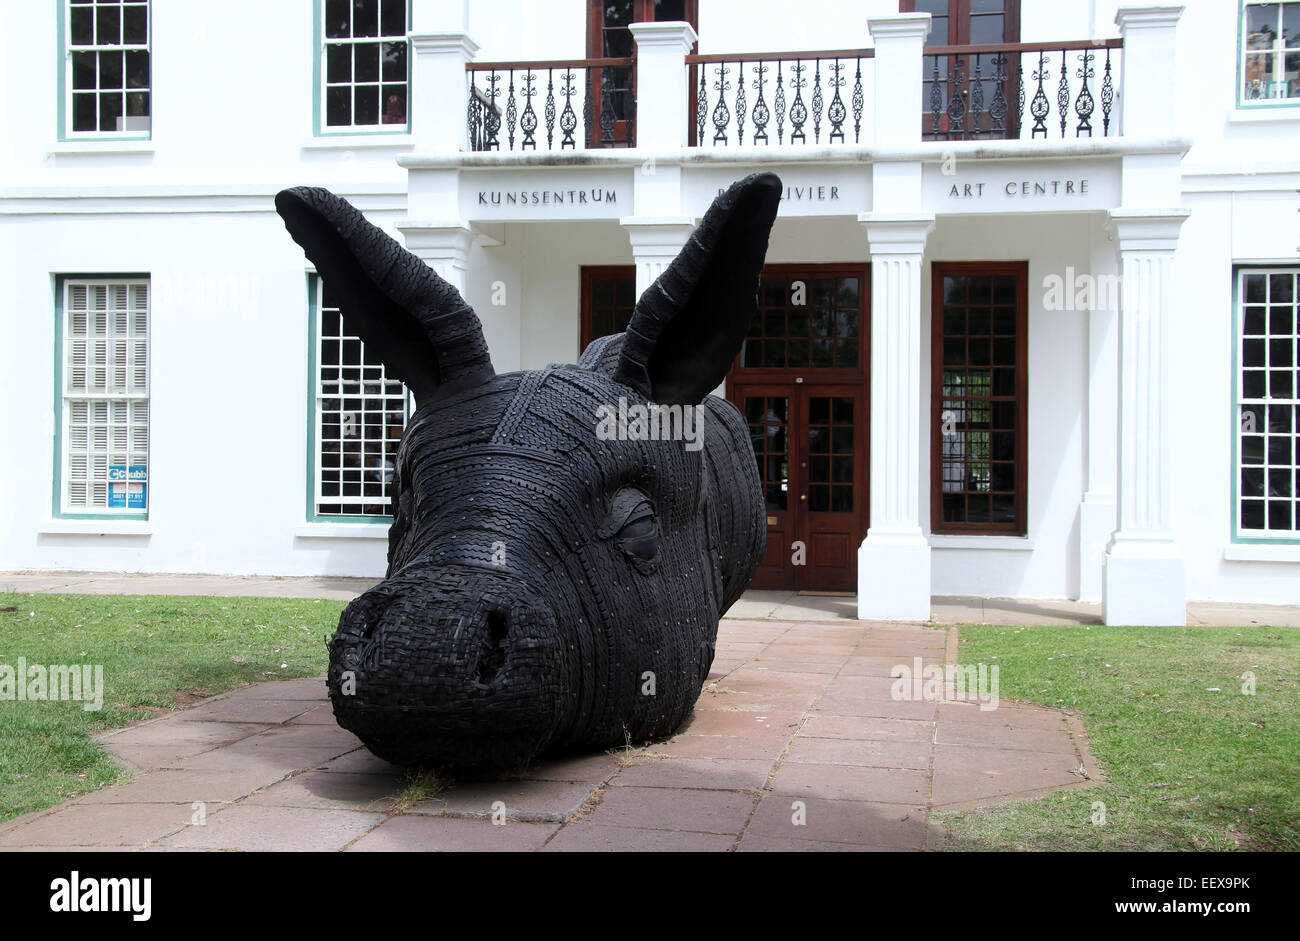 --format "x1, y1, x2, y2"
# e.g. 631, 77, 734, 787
275, 172, 781, 767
